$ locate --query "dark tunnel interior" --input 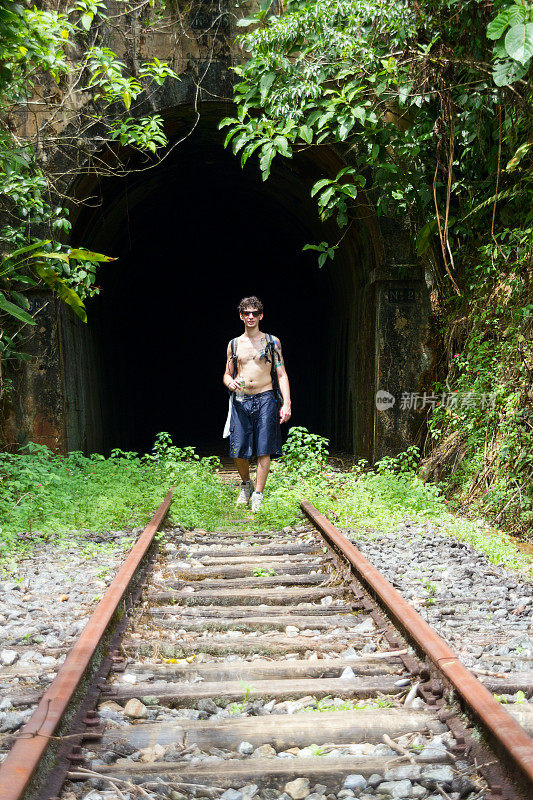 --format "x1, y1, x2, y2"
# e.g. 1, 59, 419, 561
69, 109, 369, 457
